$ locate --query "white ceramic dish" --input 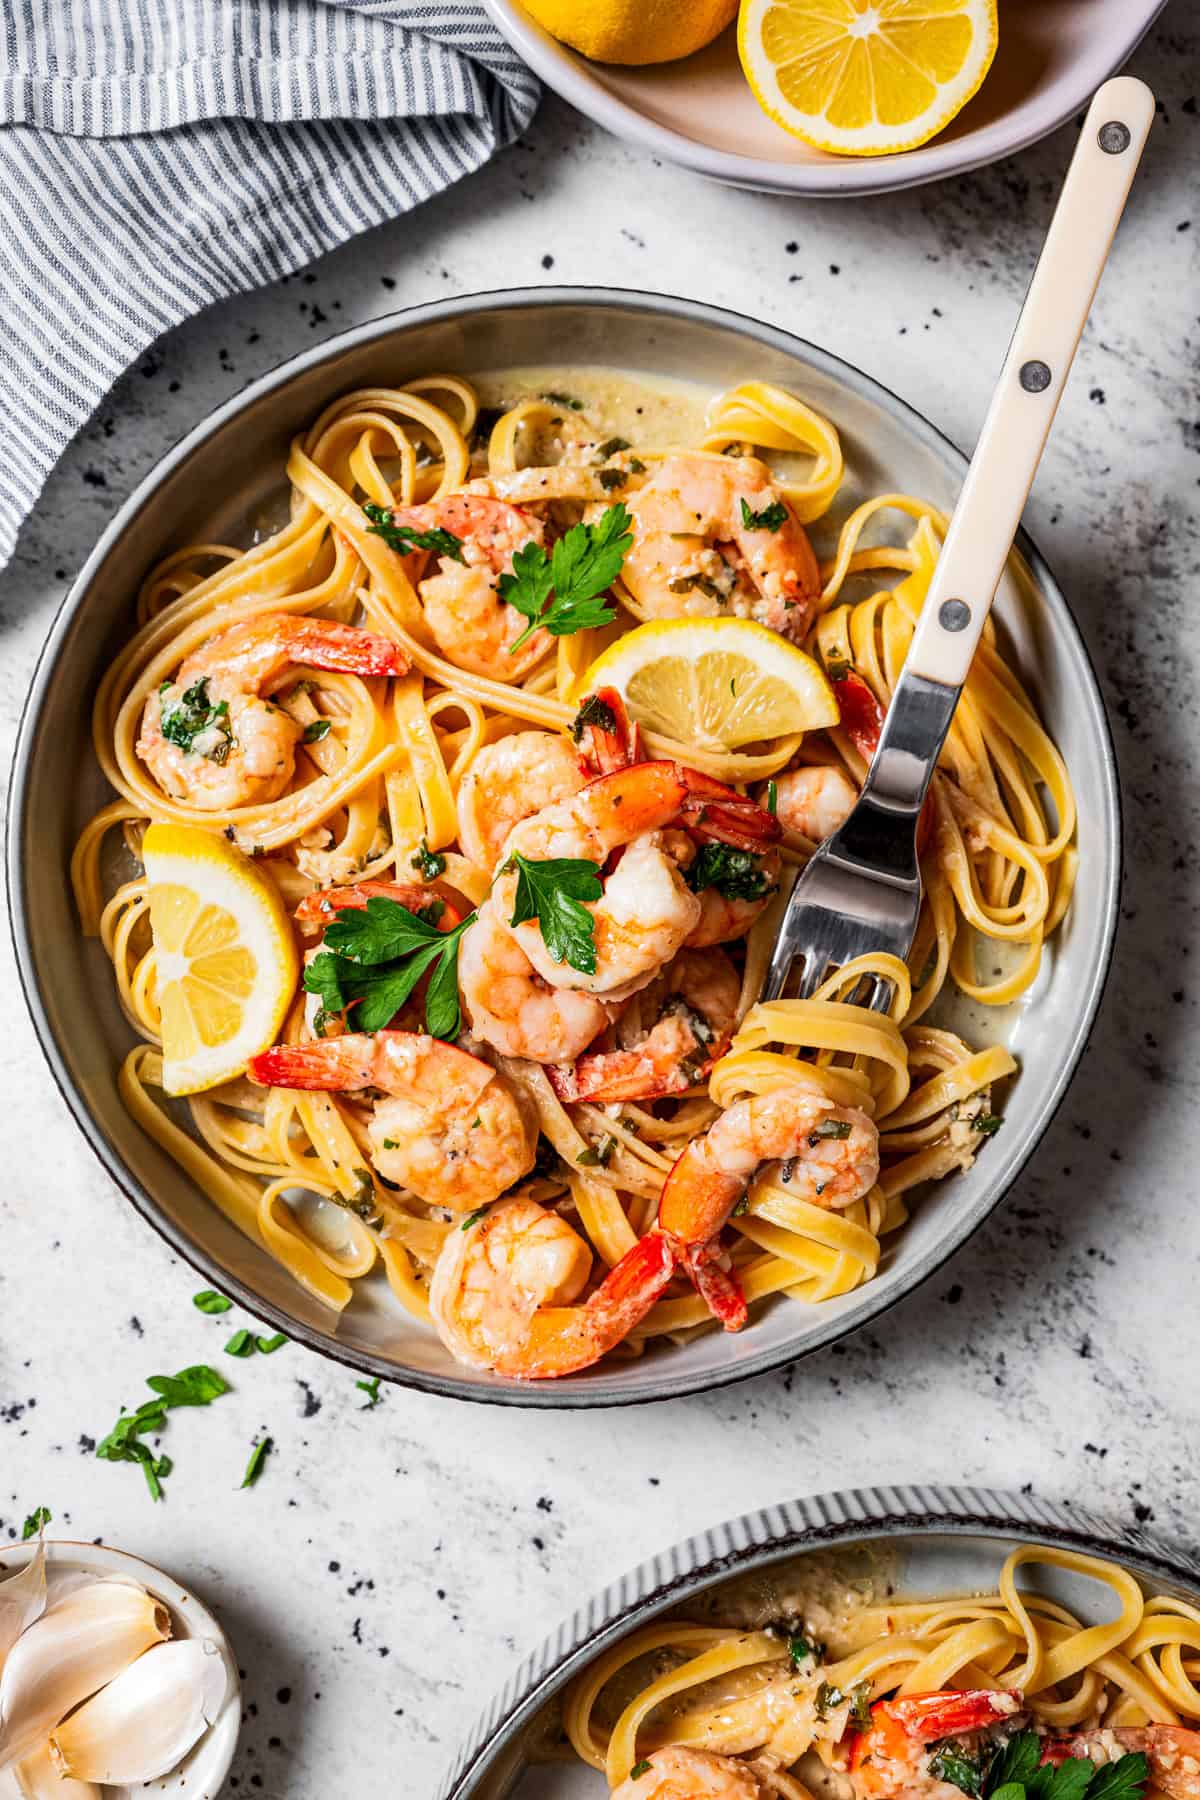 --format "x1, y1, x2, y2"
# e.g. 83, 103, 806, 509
0, 1538, 240, 1797
438, 1484, 1200, 1798
484, 0, 1166, 196
8, 288, 1120, 1405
